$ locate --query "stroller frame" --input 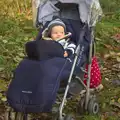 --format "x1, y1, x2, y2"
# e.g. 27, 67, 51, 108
58, 25, 96, 120
6, 0, 103, 120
